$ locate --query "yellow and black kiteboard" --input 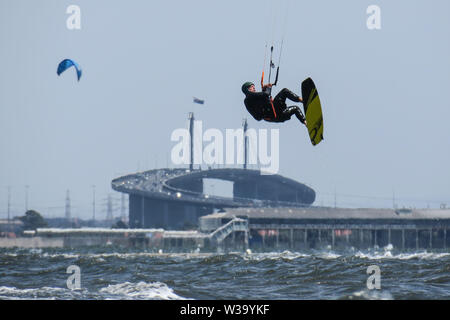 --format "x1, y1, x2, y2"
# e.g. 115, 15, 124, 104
301, 77, 324, 146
